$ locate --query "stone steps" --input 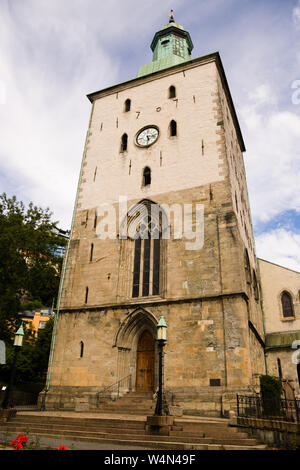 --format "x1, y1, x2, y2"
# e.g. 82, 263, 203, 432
7, 416, 250, 439
0, 412, 266, 450
97, 391, 154, 415
1, 423, 257, 446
